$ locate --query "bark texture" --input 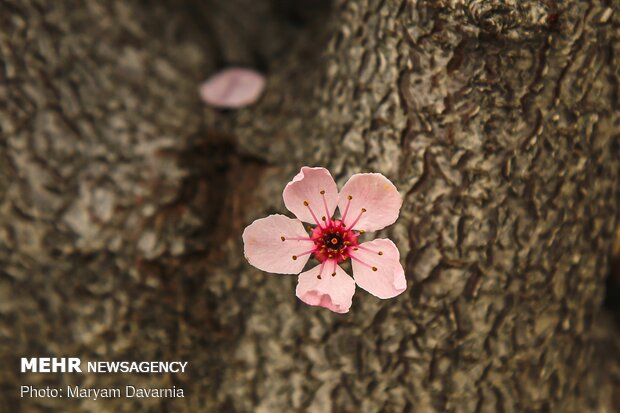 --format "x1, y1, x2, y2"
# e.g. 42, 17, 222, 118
1, 0, 619, 412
